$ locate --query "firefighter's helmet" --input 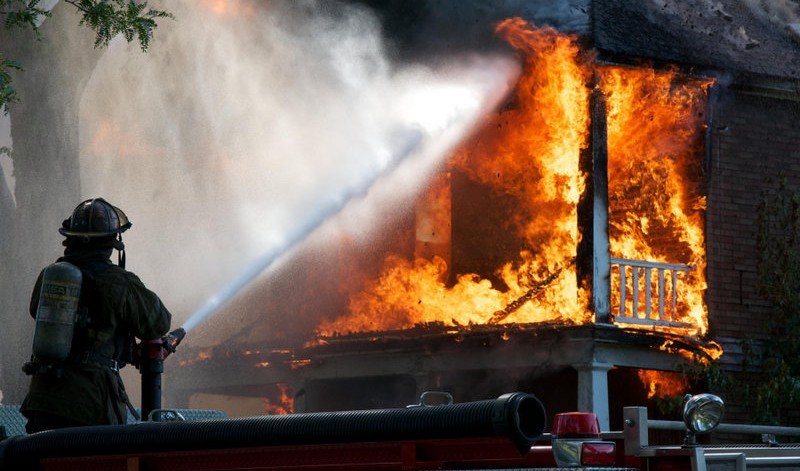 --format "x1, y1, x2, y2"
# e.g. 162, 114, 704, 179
59, 197, 132, 238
